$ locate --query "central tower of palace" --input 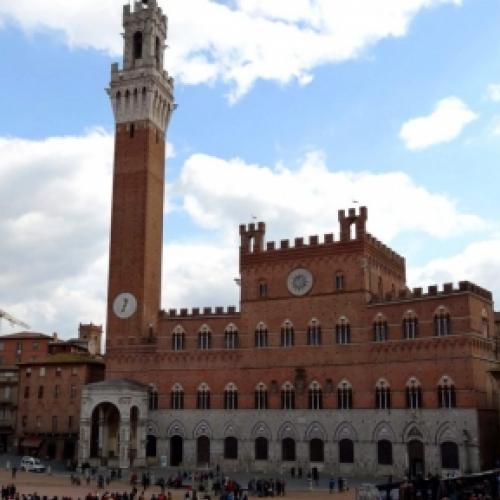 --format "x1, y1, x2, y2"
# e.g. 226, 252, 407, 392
106, 0, 174, 354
